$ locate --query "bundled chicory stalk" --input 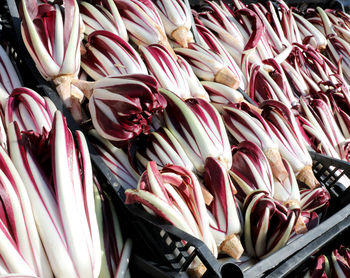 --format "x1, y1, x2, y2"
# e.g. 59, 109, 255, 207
204, 157, 244, 259
316, 7, 350, 84
125, 161, 217, 274
223, 103, 288, 181
302, 245, 350, 278
20, 0, 86, 121
81, 31, 147, 80
300, 187, 330, 213
195, 24, 247, 89
299, 96, 350, 161
176, 56, 211, 100
260, 100, 319, 188
5, 87, 57, 134
151, 0, 194, 47
230, 141, 275, 204
0, 146, 52, 277
140, 44, 191, 99
86, 74, 166, 144
115, 0, 174, 55
80, 0, 128, 41
244, 190, 297, 259
94, 180, 132, 278
160, 89, 232, 172
8, 111, 101, 278
175, 43, 240, 89
249, 59, 298, 107
201, 81, 245, 112
293, 12, 327, 50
